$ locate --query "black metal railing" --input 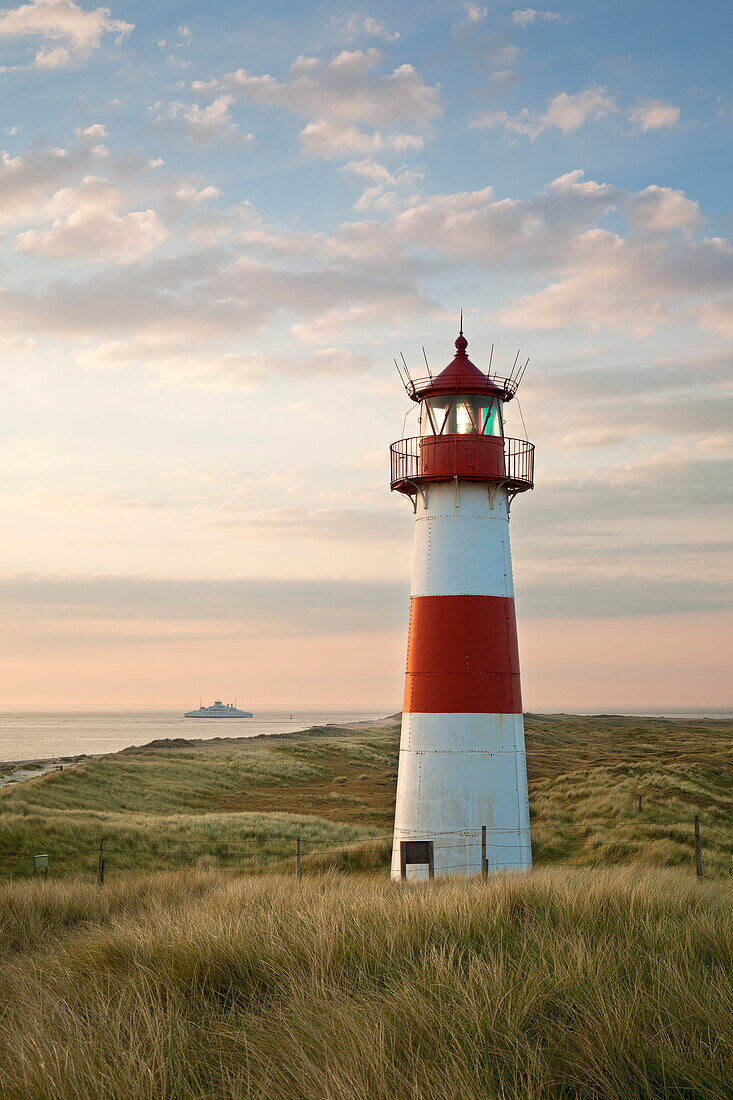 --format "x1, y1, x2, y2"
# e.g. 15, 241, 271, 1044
401, 372, 522, 403
390, 435, 534, 493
